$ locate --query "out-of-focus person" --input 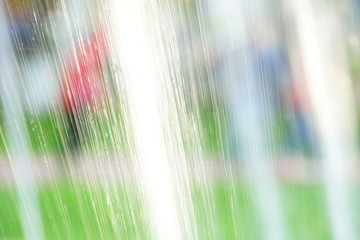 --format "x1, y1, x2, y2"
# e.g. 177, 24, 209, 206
203, 0, 289, 157
284, 51, 316, 157
44, 0, 109, 151
5, 0, 59, 114
60, 29, 108, 150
